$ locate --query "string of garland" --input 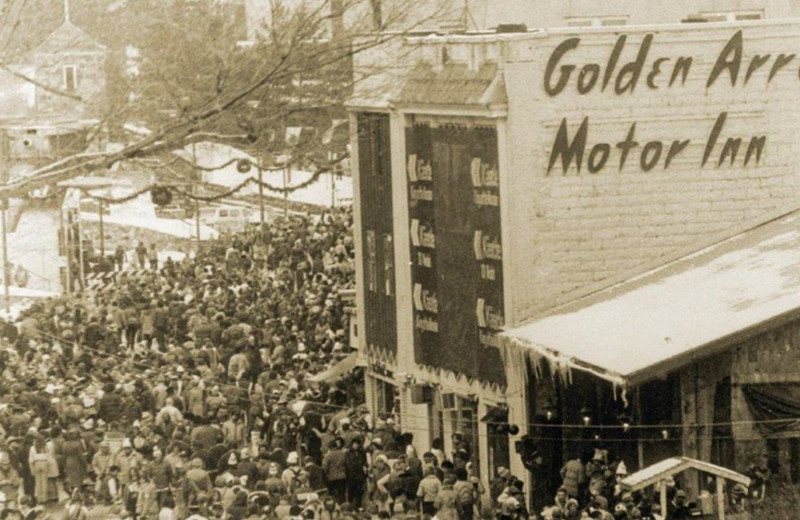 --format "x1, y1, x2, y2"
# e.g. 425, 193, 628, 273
84, 167, 330, 205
